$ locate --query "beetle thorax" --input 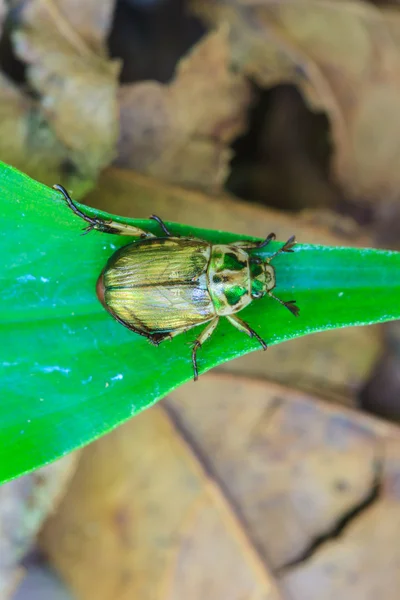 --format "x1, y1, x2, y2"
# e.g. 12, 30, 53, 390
207, 245, 253, 316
